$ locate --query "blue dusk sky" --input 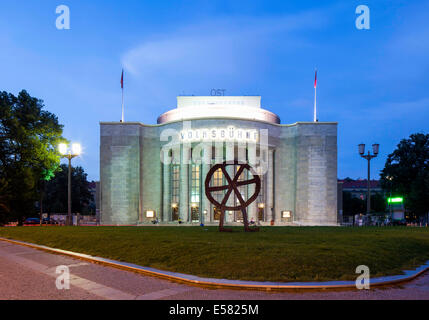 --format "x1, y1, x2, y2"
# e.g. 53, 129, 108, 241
1, 0, 428, 181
